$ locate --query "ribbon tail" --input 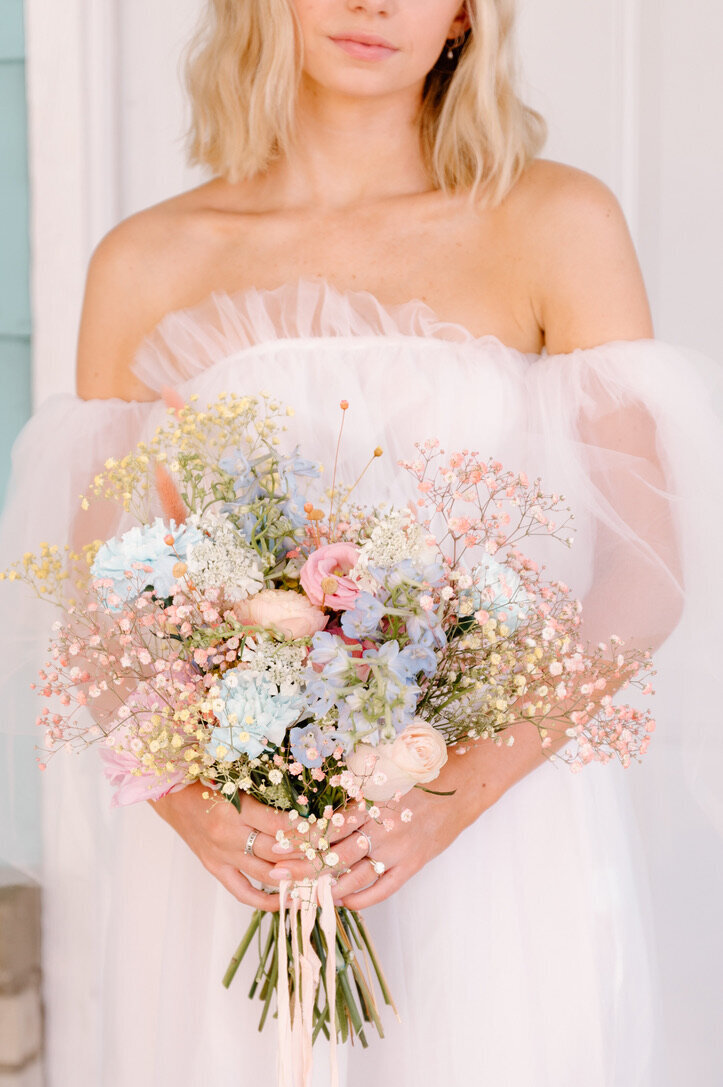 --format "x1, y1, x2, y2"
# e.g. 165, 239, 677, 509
318, 874, 339, 1087
277, 881, 293, 1087
290, 893, 304, 1082
299, 887, 322, 1087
